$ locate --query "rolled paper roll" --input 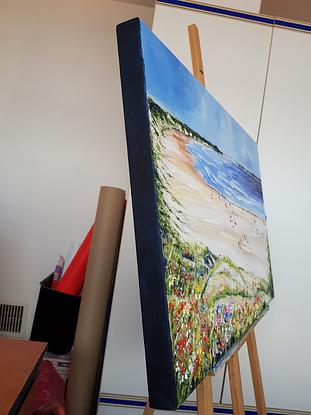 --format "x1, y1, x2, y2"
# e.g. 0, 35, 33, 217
63, 241, 81, 275
56, 225, 94, 295
65, 186, 126, 415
